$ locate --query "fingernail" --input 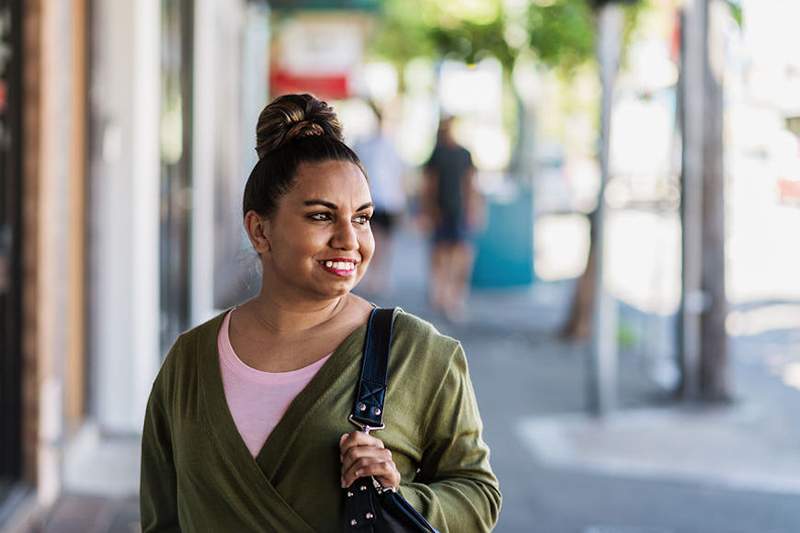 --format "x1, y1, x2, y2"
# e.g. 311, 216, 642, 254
340, 433, 348, 442
354, 470, 361, 477
340, 478, 346, 488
